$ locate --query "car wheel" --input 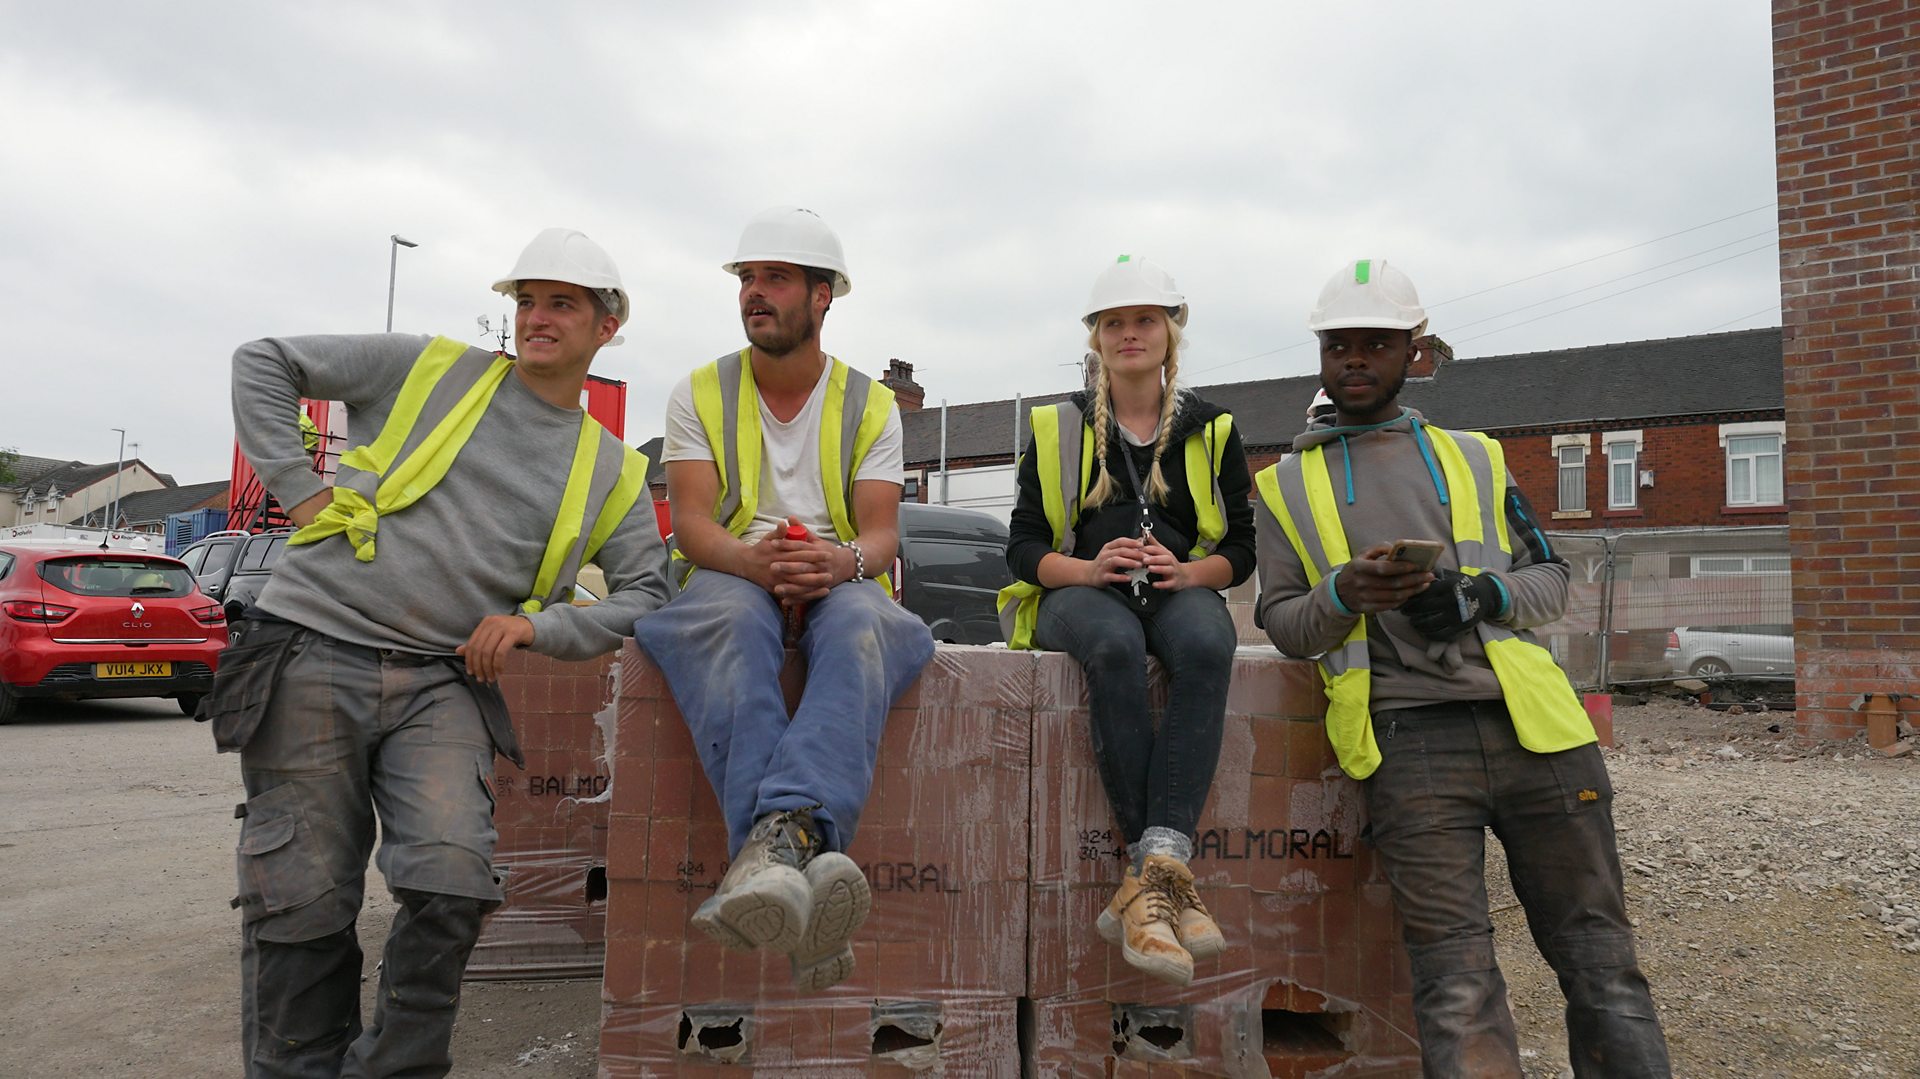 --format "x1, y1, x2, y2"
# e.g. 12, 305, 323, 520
0, 682, 16, 725
1690, 658, 1731, 678
176, 693, 204, 718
